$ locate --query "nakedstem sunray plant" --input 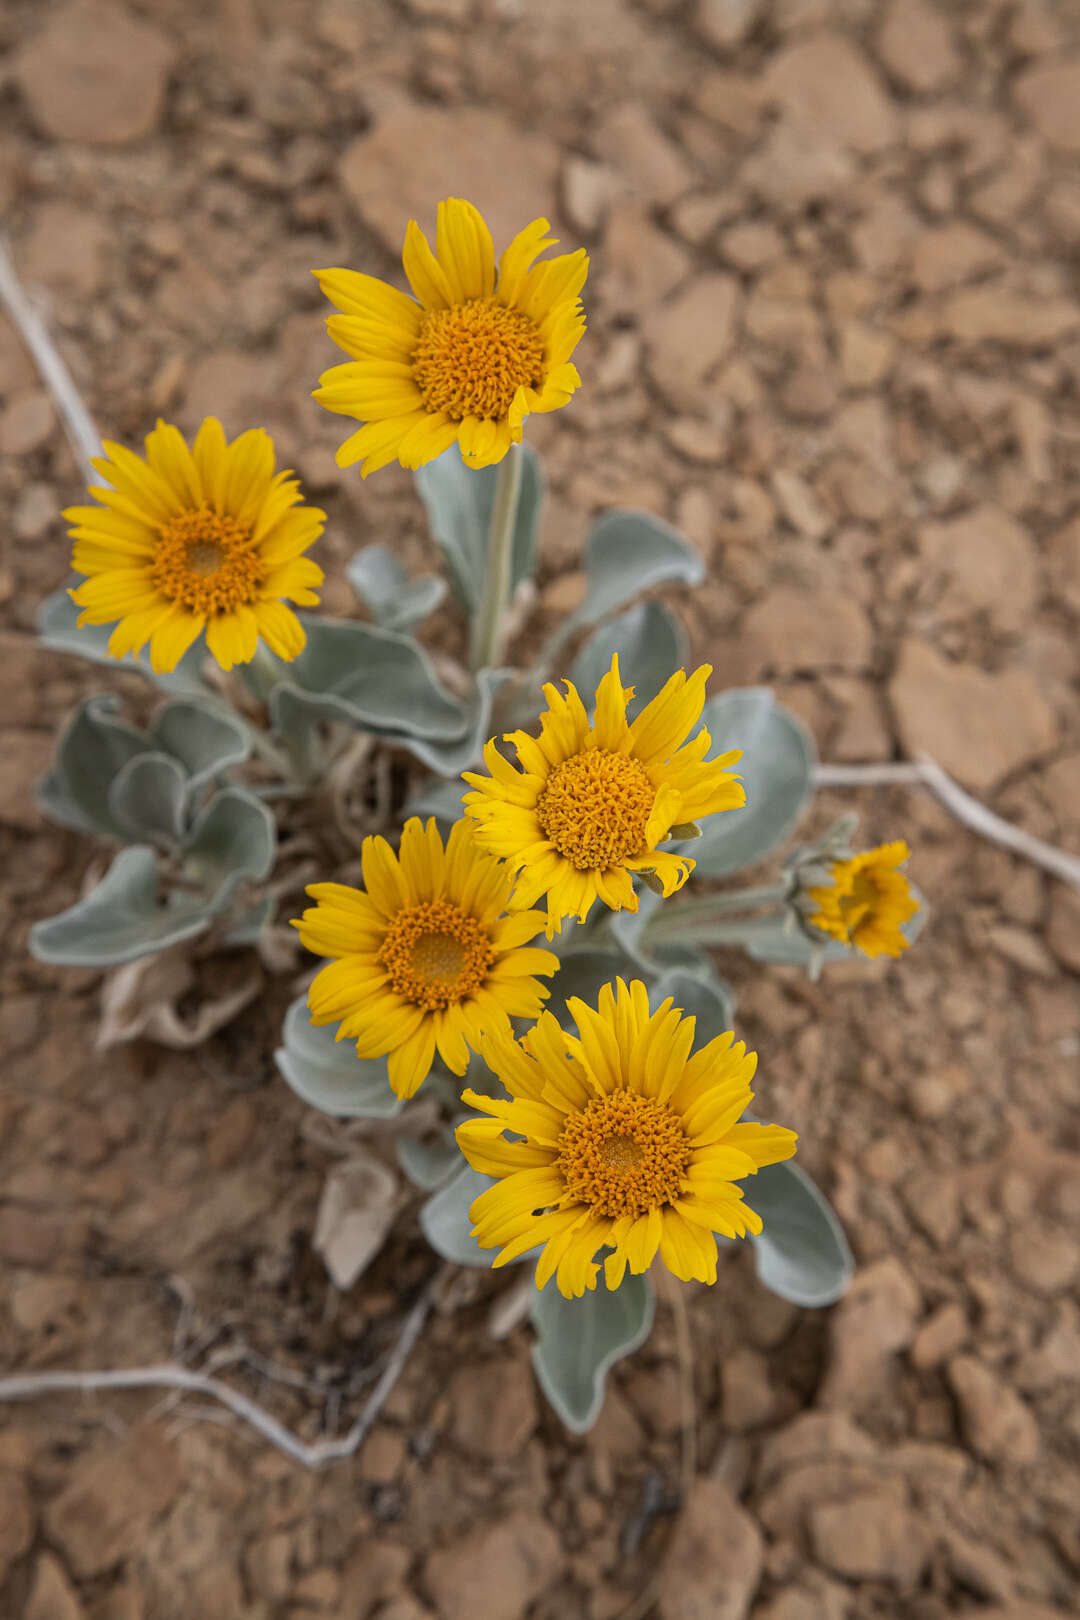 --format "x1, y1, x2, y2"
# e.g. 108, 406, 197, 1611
313, 197, 587, 475
805, 840, 919, 959
293, 817, 560, 1099
463, 655, 745, 935
66, 418, 326, 673
457, 979, 797, 1299
30, 188, 924, 1433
